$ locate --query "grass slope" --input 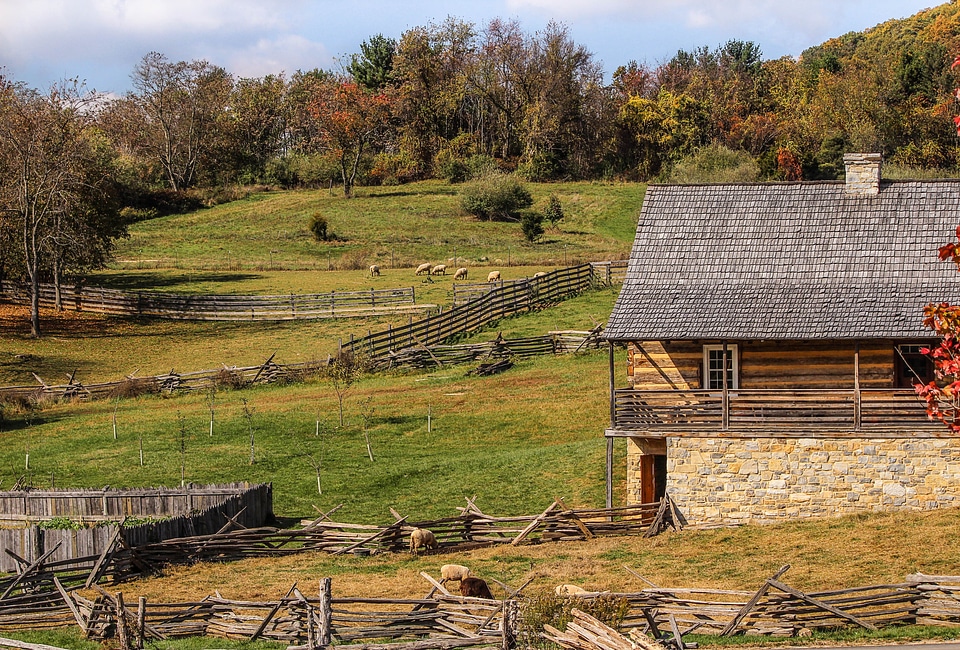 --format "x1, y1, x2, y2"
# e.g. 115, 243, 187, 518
0, 344, 623, 519
110, 181, 642, 273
